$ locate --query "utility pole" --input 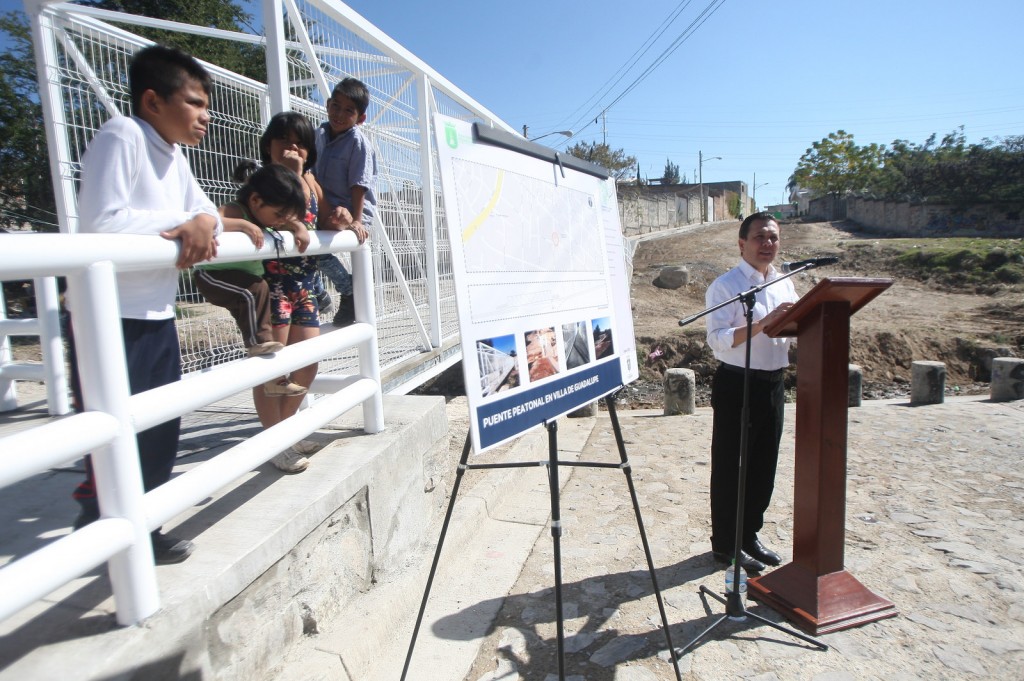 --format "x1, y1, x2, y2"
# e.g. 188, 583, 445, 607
699, 151, 722, 224
699, 151, 704, 224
